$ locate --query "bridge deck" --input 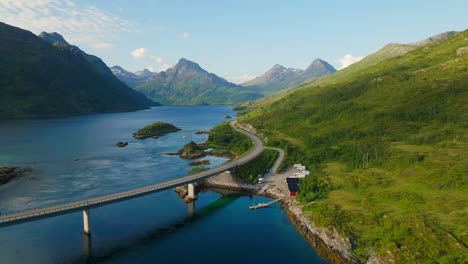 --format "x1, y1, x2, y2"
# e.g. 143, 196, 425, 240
0, 122, 264, 228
